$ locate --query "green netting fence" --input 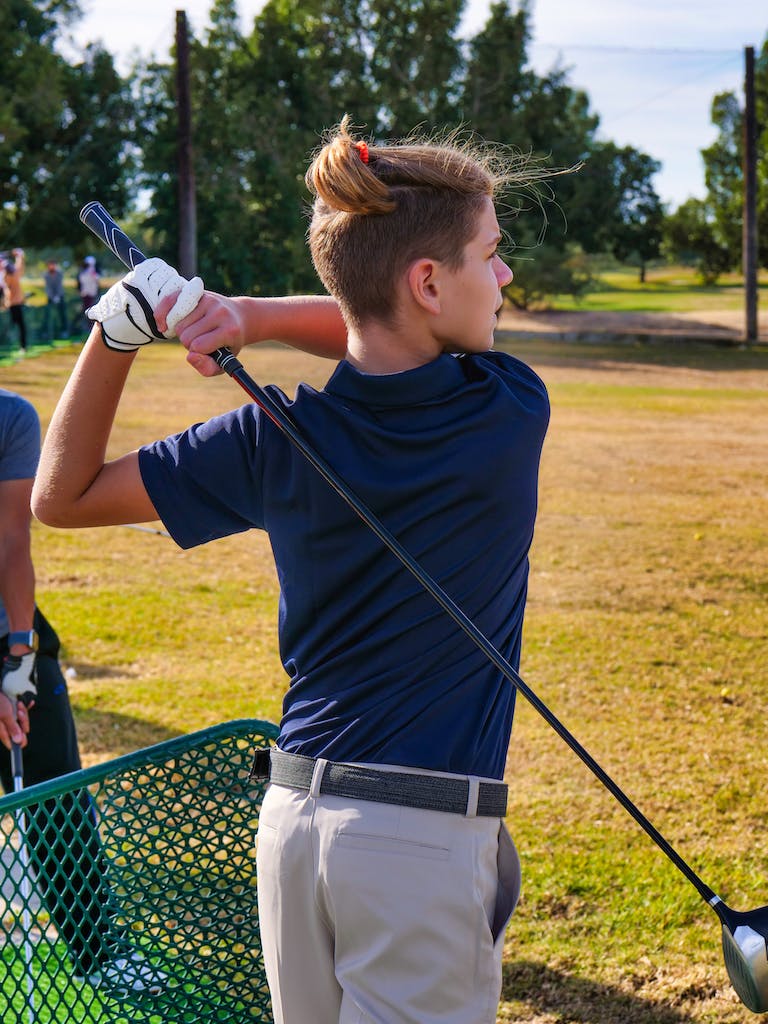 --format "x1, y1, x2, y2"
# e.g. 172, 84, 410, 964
0, 719, 278, 1023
